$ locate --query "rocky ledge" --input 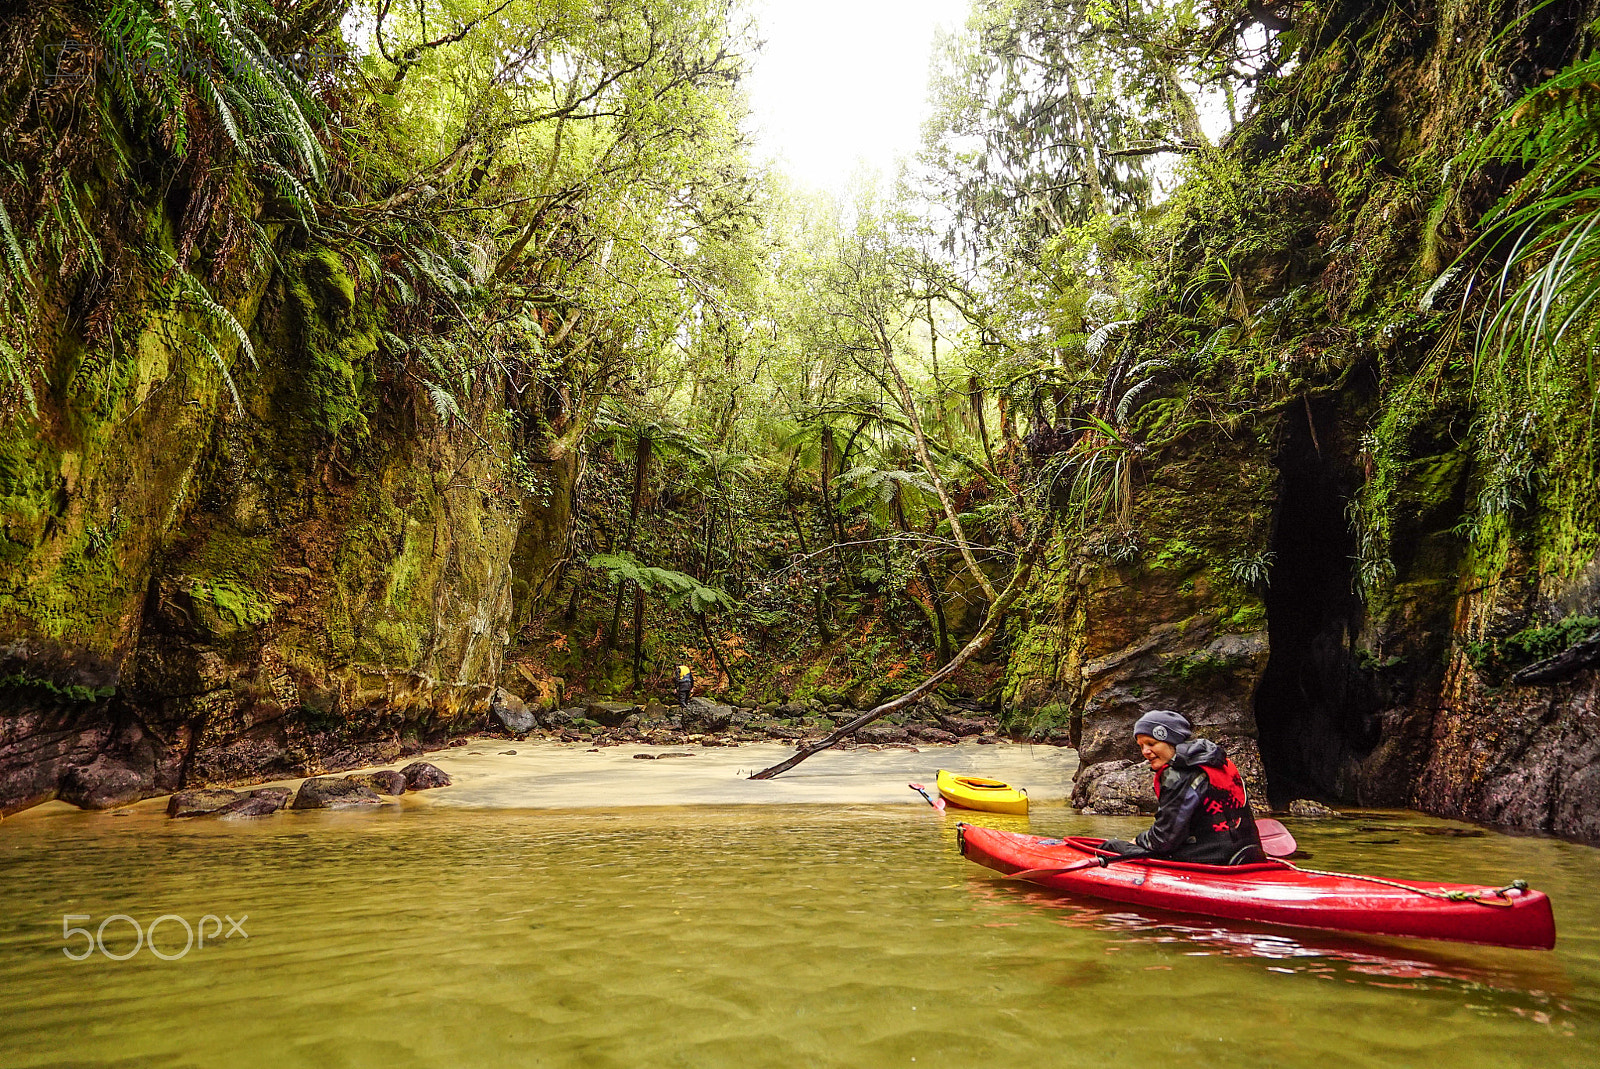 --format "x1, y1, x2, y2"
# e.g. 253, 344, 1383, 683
160, 762, 451, 819
483, 693, 1029, 753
